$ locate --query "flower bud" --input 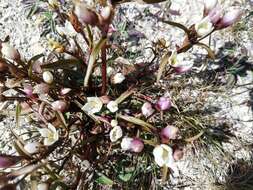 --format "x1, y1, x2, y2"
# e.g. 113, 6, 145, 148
216, 9, 242, 29
100, 6, 112, 22
1, 42, 20, 61
37, 183, 49, 190
74, 2, 99, 26
51, 100, 68, 112
141, 102, 154, 117
121, 137, 132, 150
111, 73, 125, 84
43, 71, 54, 84
156, 97, 171, 111
173, 148, 184, 161
32, 60, 42, 73
160, 125, 179, 141
121, 137, 144, 153
60, 88, 71, 95
23, 84, 33, 97
174, 62, 193, 74
203, 0, 218, 15
130, 138, 144, 153
208, 6, 223, 25
0, 154, 22, 168
24, 142, 41, 154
